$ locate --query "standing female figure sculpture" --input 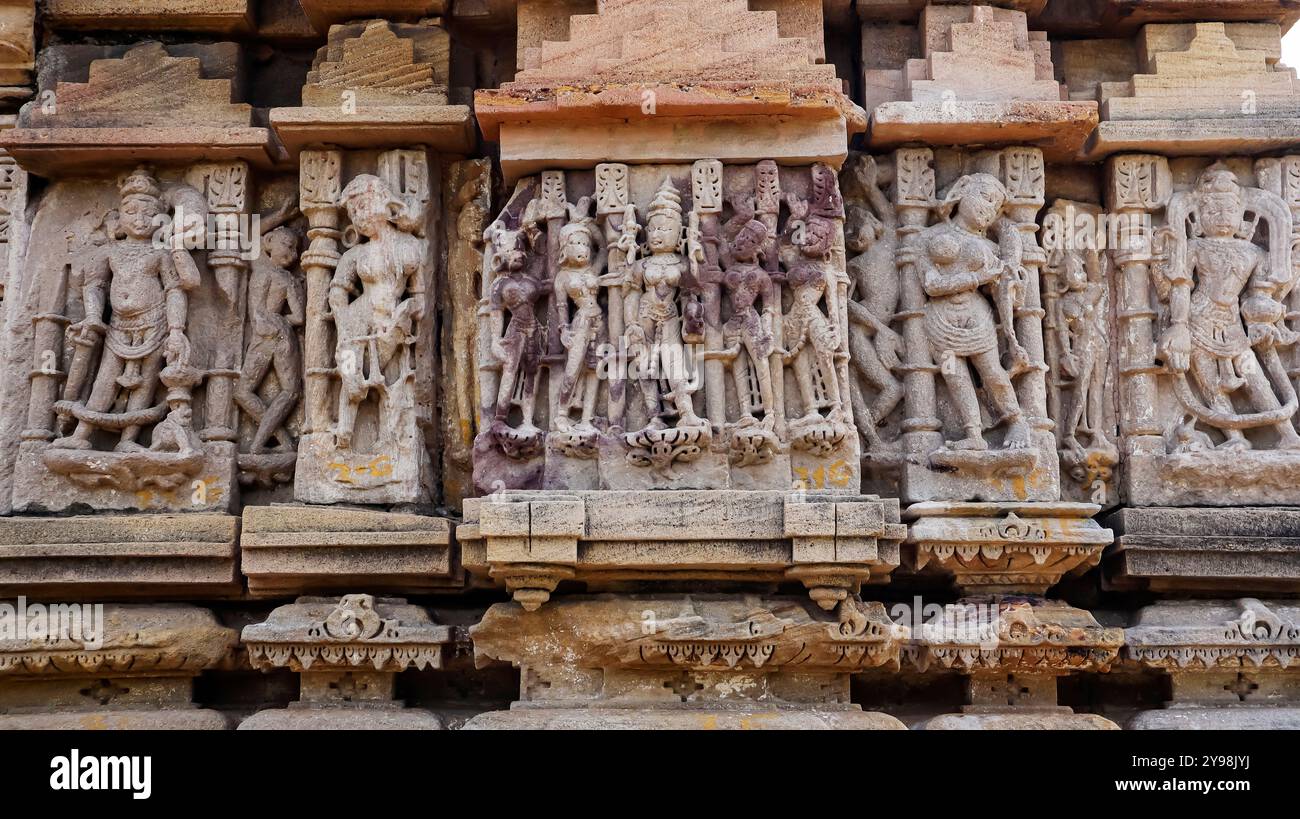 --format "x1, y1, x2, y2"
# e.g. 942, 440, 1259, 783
552, 197, 609, 435
778, 175, 847, 439
328, 174, 426, 450
915, 173, 1030, 451
625, 178, 705, 436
